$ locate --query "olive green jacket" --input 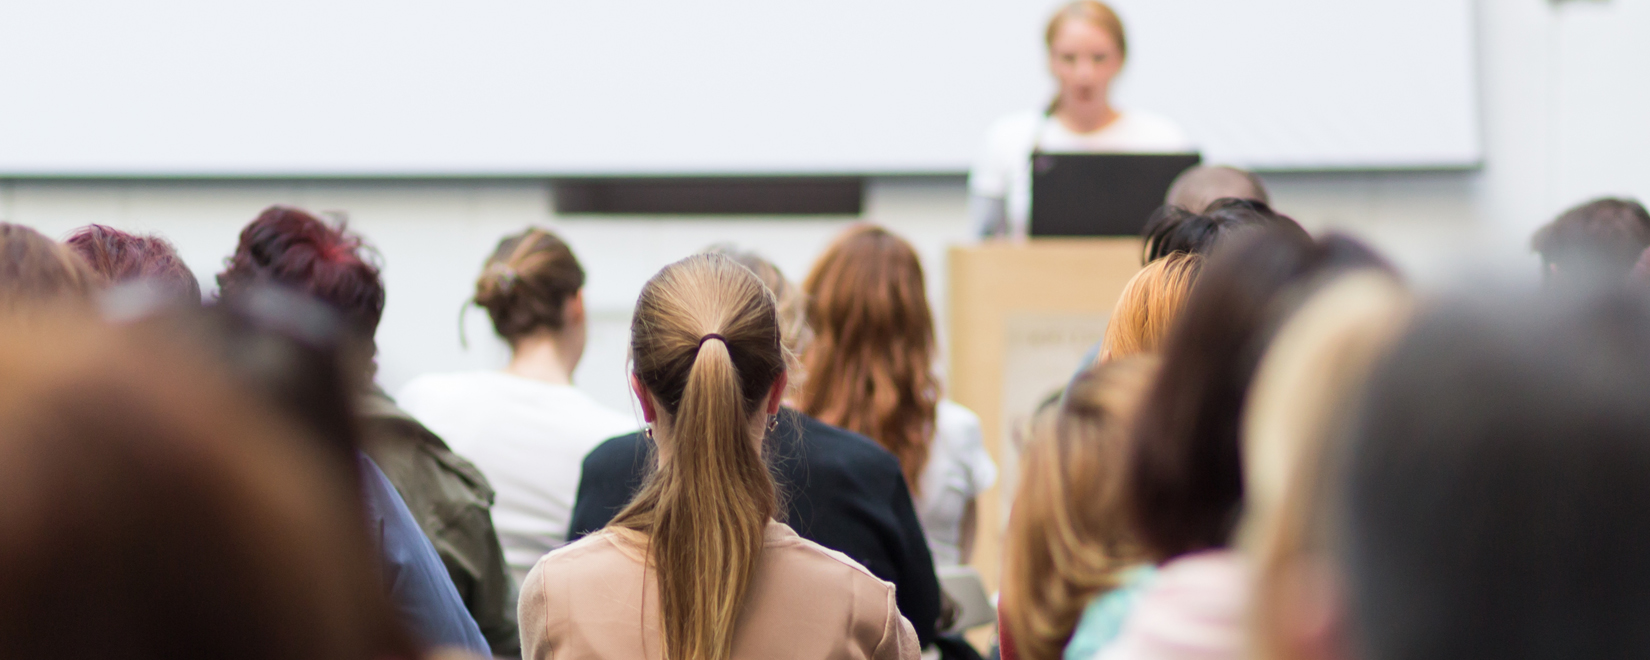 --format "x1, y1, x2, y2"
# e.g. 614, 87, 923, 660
360, 390, 520, 658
